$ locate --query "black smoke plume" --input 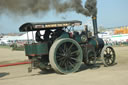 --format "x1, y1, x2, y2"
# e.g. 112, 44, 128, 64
0, 0, 97, 16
